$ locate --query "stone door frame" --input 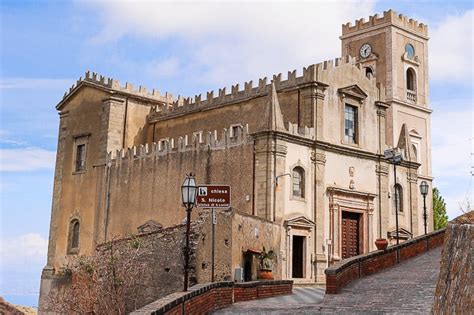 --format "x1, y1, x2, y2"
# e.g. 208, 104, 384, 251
327, 187, 376, 263
283, 216, 315, 282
